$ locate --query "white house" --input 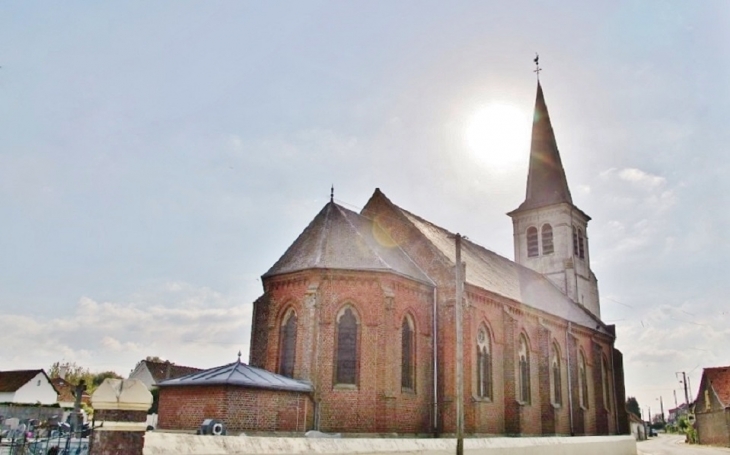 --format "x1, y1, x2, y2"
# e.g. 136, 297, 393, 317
0, 370, 58, 405
128, 359, 202, 390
